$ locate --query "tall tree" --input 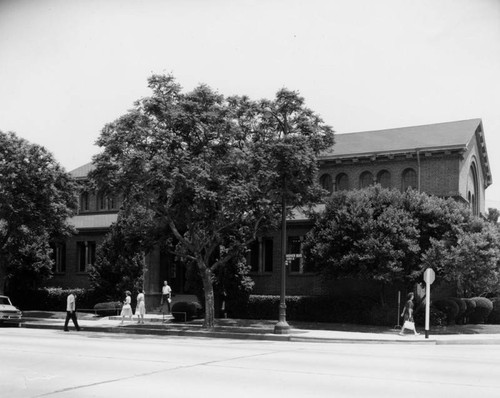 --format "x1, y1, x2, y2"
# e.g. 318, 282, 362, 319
90, 75, 334, 328
0, 131, 78, 294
